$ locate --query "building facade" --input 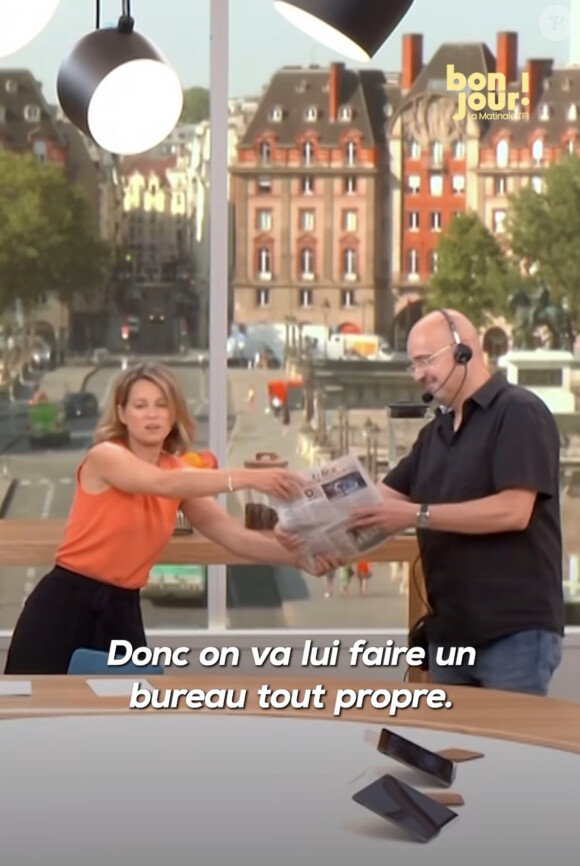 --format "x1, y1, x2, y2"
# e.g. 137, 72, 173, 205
0, 70, 114, 352
387, 31, 580, 347
232, 63, 391, 335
